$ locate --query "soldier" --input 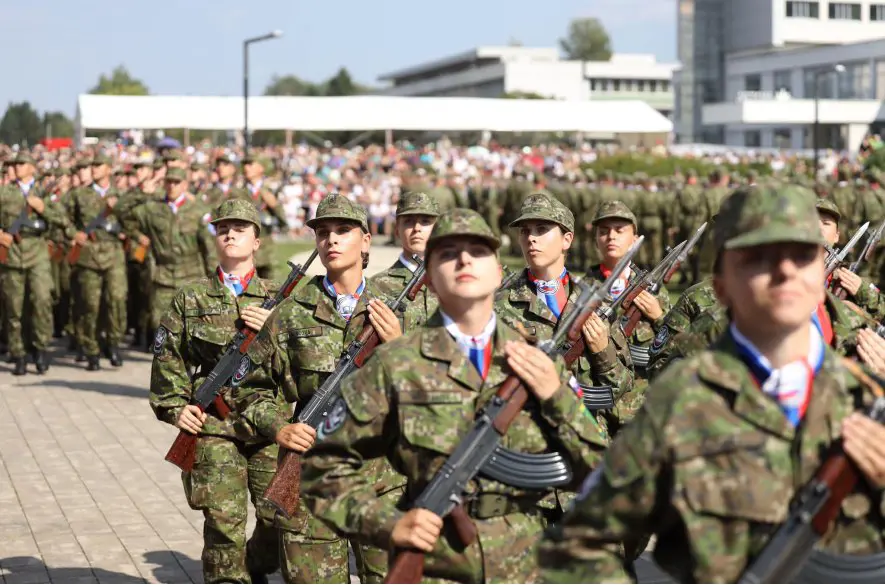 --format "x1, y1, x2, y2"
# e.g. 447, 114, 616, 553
203, 154, 238, 208
66, 154, 128, 371
297, 208, 607, 584
238, 194, 401, 583
47, 168, 73, 341
149, 199, 280, 583
539, 182, 885, 584
495, 192, 633, 438
123, 167, 213, 338
675, 168, 704, 282
0, 153, 68, 375
233, 153, 287, 280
